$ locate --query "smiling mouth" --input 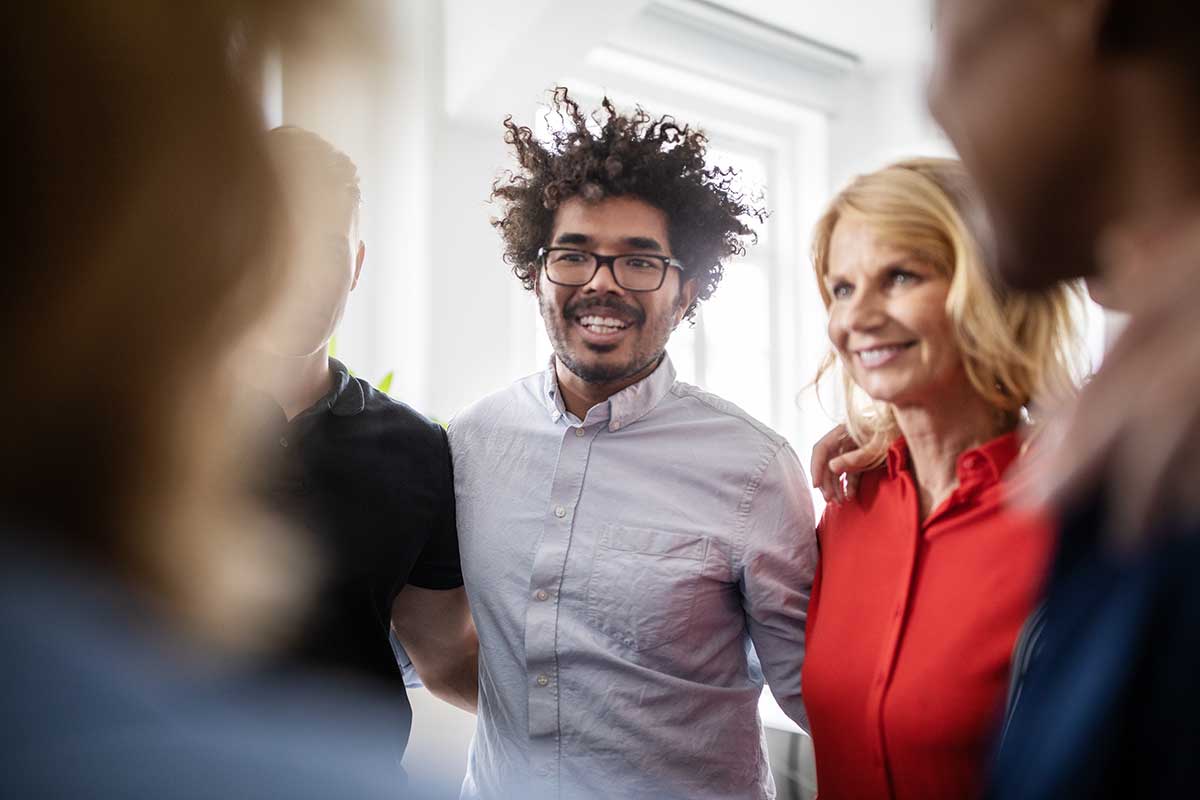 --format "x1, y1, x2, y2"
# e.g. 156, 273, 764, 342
855, 342, 916, 368
576, 314, 632, 336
